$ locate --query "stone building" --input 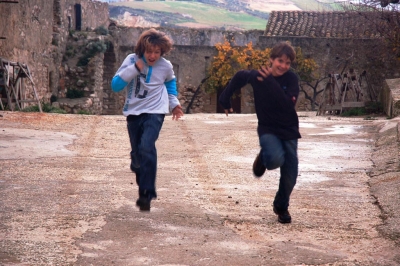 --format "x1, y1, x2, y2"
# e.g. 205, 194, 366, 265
1, 1, 399, 115
0, 0, 109, 113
